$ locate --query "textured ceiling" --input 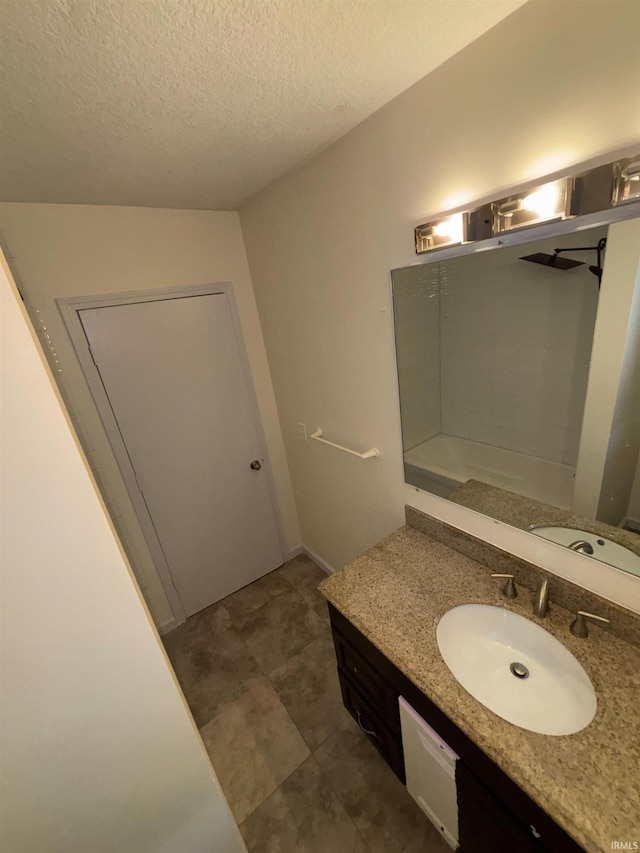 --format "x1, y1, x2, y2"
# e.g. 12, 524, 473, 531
0, 0, 526, 209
